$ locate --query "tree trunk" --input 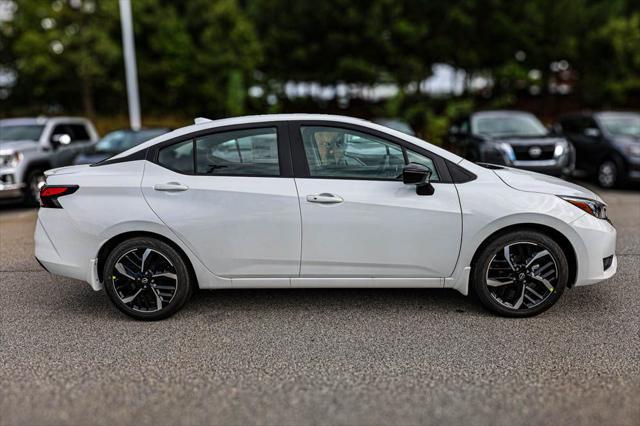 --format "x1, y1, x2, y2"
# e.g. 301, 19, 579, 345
82, 78, 95, 118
